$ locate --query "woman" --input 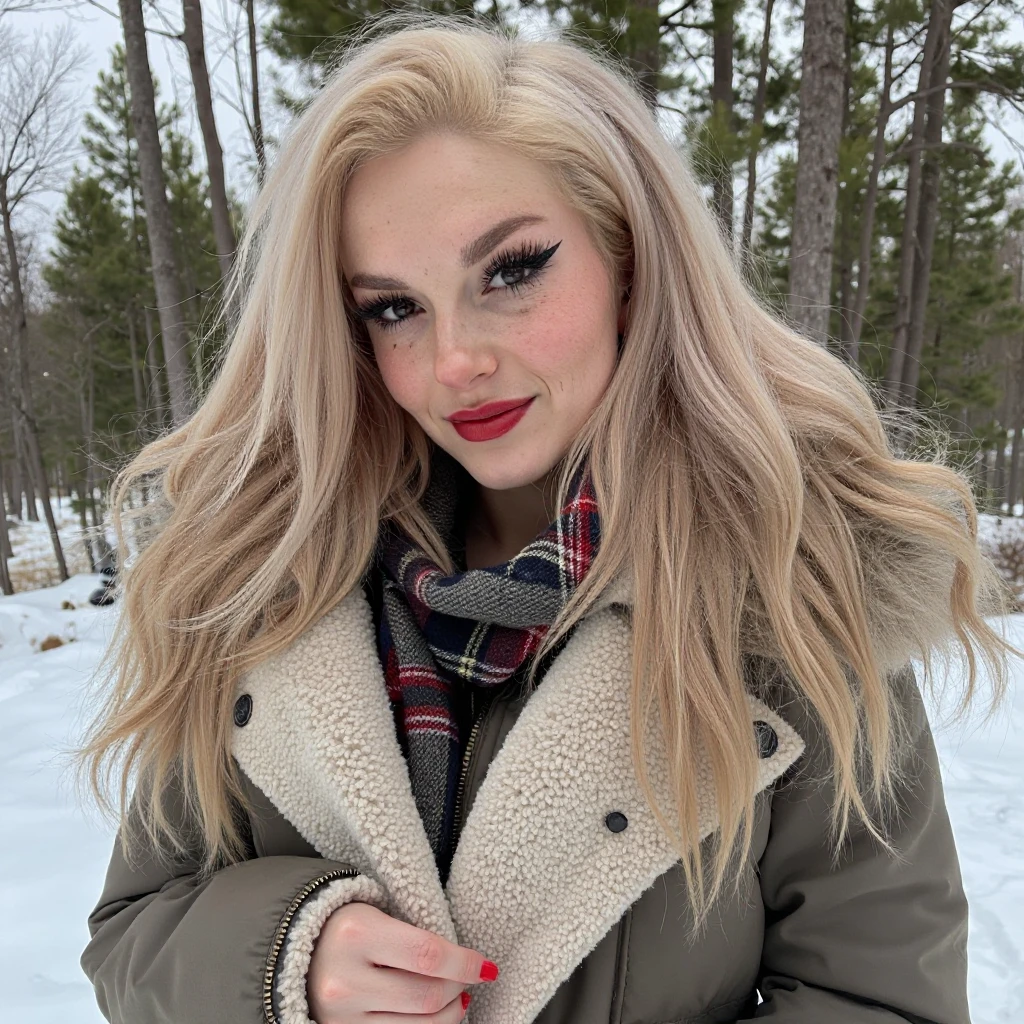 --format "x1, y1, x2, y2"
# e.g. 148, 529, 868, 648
77, 11, 1018, 1024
